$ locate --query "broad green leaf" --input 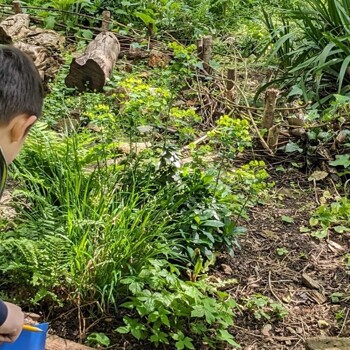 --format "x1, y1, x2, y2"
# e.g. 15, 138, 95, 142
309, 217, 319, 226
334, 225, 349, 233
281, 215, 294, 223
329, 154, 350, 168
285, 142, 303, 153
116, 326, 130, 334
